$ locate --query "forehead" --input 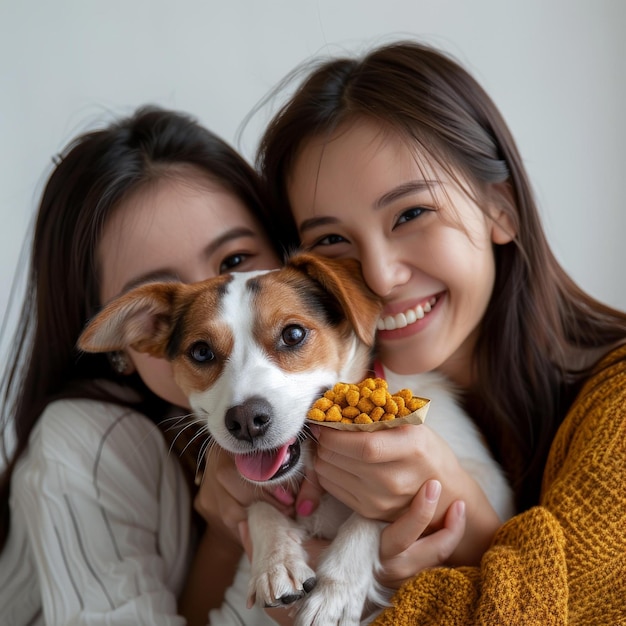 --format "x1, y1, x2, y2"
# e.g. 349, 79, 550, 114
97, 171, 258, 302
291, 121, 445, 199
289, 119, 478, 218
